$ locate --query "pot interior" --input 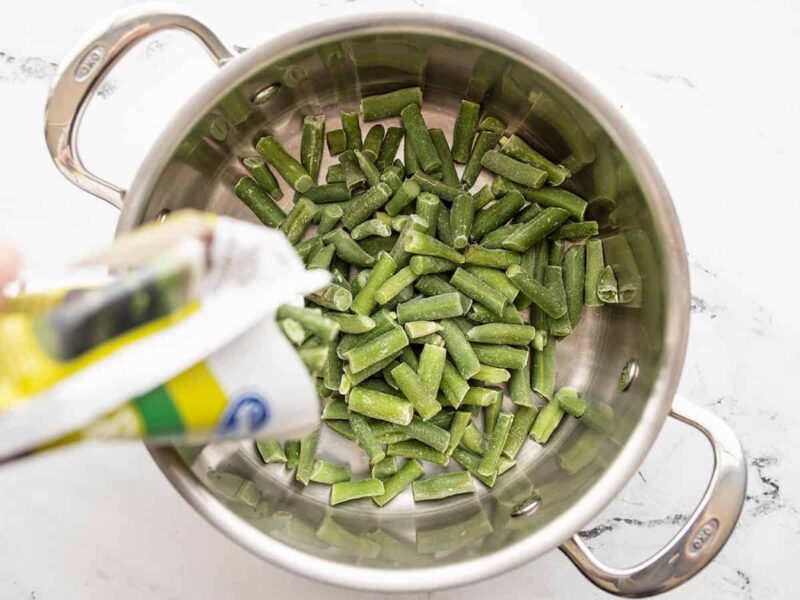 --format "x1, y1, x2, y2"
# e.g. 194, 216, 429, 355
135, 22, 680, 573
